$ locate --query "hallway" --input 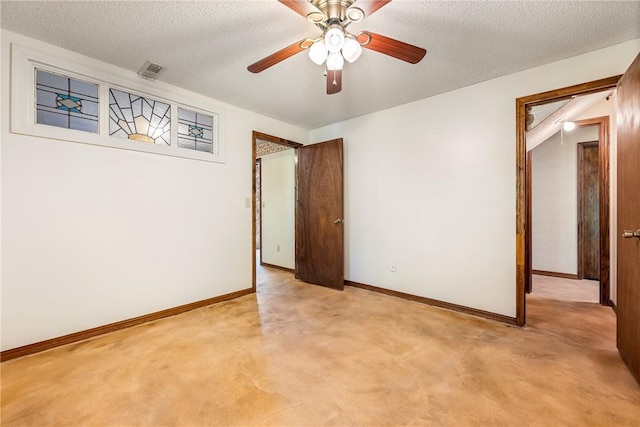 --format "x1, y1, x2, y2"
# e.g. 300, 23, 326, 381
1, 267, 639, 426
527, 274, 614, 350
